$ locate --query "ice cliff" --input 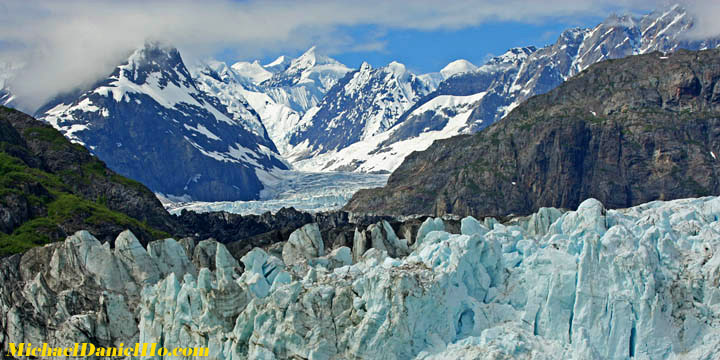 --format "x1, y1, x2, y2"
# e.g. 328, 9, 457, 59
136, 196, 720, 360
2, 197, 719, 359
